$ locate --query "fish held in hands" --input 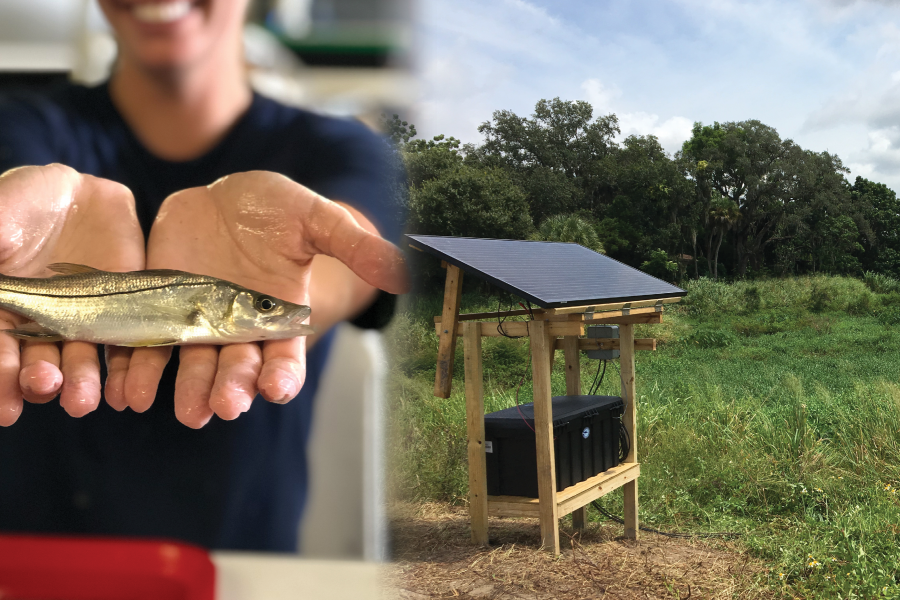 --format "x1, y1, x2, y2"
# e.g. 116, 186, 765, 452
0, 264, 313, 346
